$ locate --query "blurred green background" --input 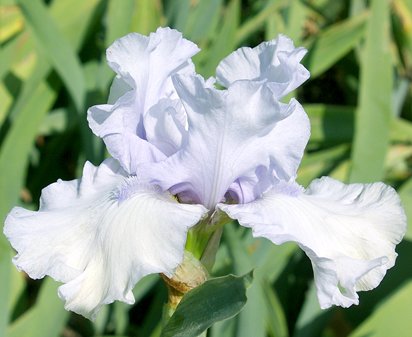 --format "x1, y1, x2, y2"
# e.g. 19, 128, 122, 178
1, 0, 412, 336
